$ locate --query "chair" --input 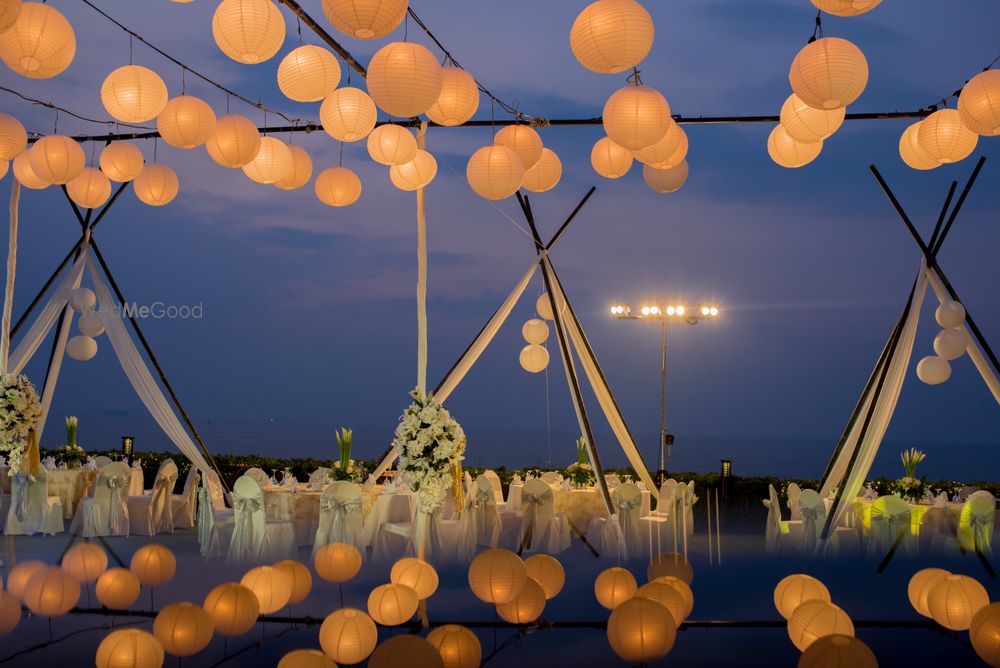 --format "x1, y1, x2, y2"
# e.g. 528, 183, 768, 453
308, 468, 330, 486
5, 470, 64, 535
763, 484, 801, 554
372, 493, 419, 561
958, 496, 995, 554
604, 474, 622, 489
481, 470, 506, 507
679, 481, 698, 536
200, 482, 235, 558
586, 482, 645, 560
245, 468, 270, 488
655, 479, 678, 516
799, 489, 827, 553
171, 467, 201, 529
957, 486, 982, 502
435, 489, 477, 563
787, 483, 802, 521
226, 475, 296, 562
519, 479, 570, 554
93, 455, 113, 468
313, 482, 365, 559
473, 475, 502, 548
70, 462, 131, 537
127, 460, 178, 536
128, 462, 145, 496
541, 471, 563, 486
867, 495, 912, 557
